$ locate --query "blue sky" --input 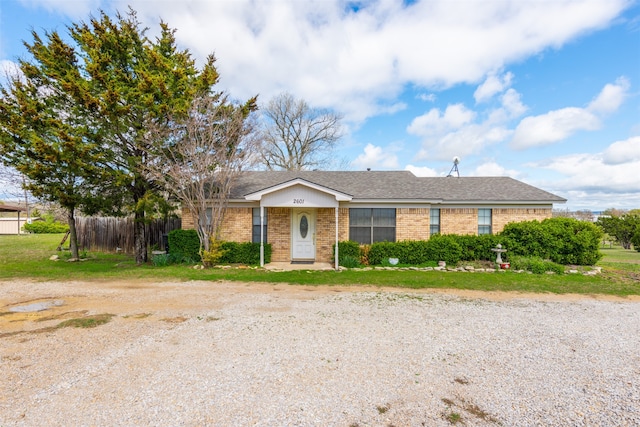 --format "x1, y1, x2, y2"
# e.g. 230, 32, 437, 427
1, 0, 639, 210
